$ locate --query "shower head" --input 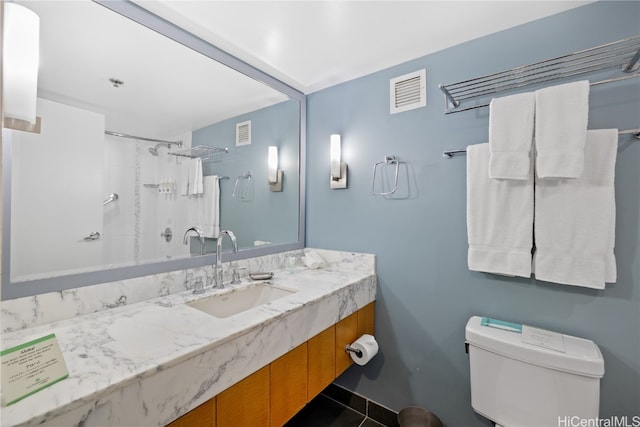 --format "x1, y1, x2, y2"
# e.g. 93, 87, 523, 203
148, 142, 171, 156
